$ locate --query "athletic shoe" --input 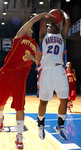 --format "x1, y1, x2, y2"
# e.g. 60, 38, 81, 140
38, 125, 45, 140
37, 117, 45, 140
54, 125, 68, 140
15, 134, 24, 149
0, 115, 4, 132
